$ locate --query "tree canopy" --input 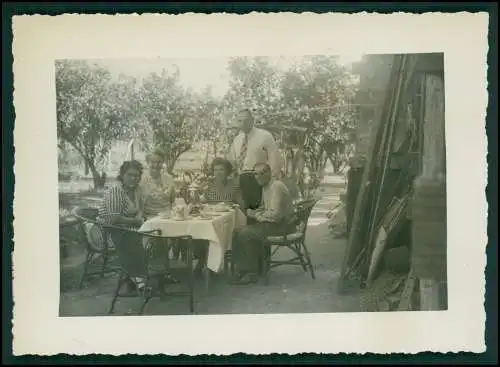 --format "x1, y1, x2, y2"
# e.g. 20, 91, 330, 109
56, 60, 139, 187
56, 55, 359, 191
